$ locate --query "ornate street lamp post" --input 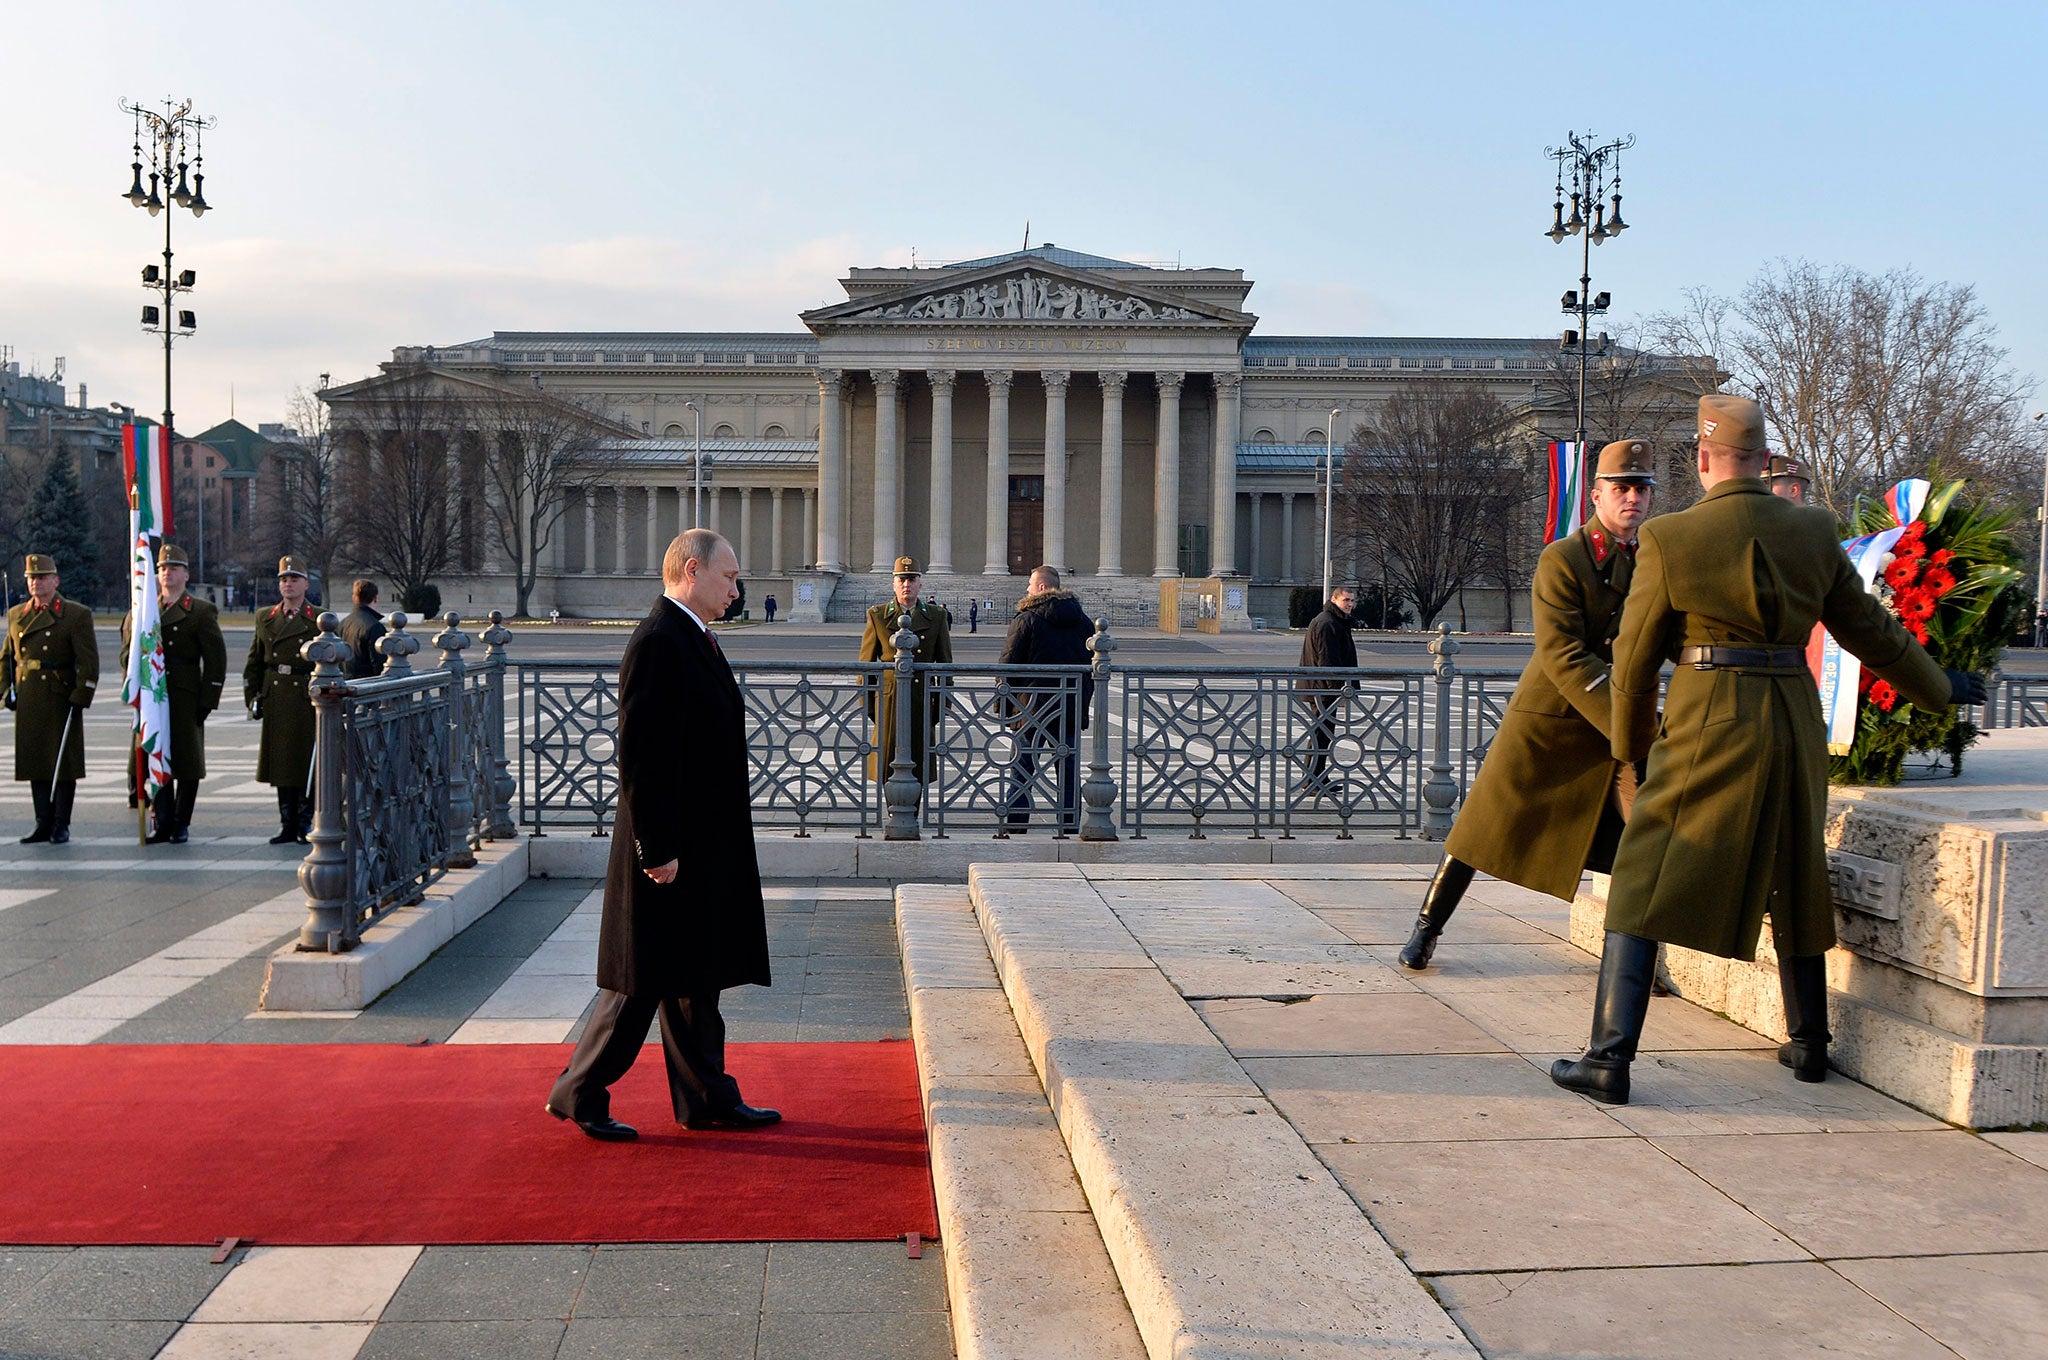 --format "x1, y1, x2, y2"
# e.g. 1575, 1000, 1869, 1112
121, 97, 215, 563
1543, 131, 1632, 492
